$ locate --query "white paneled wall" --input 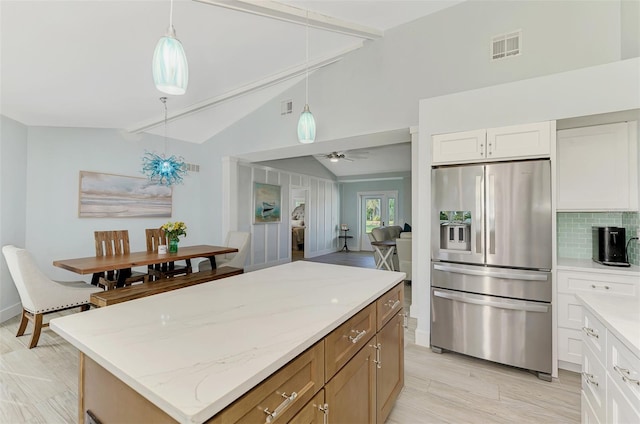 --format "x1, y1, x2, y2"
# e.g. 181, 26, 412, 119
238, 162, 339, 271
